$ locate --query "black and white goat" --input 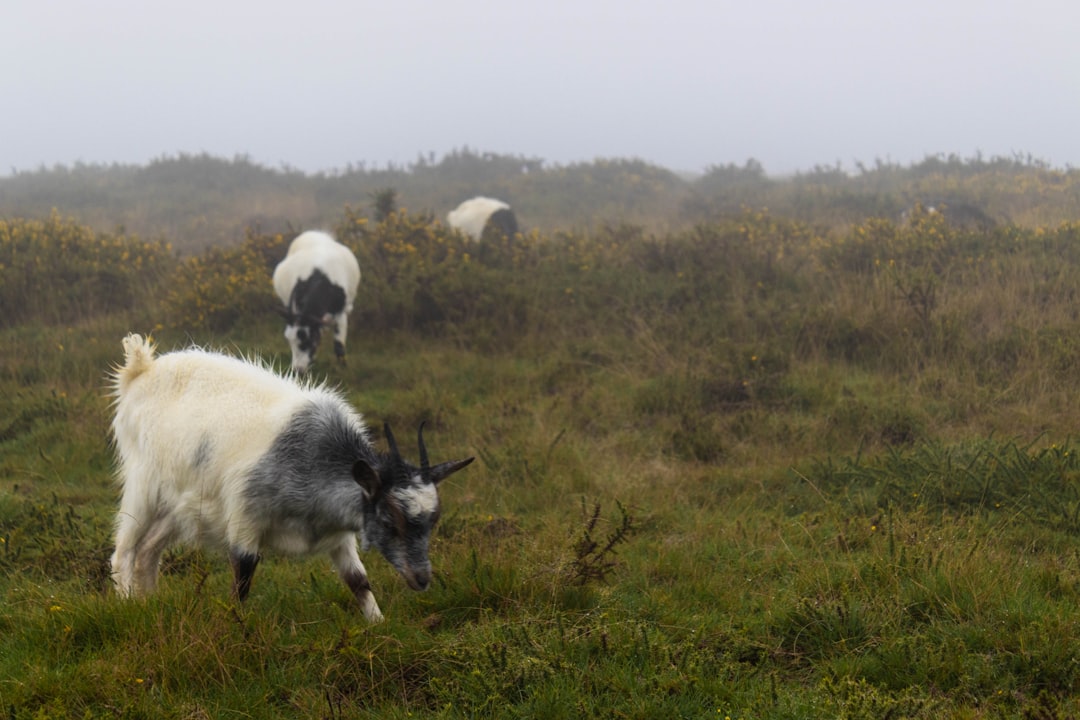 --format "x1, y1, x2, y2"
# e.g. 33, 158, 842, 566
272, 231, 361, 373
447, 196, 519, 241
109, 333, 472, 622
